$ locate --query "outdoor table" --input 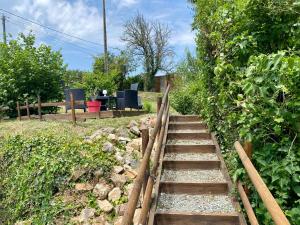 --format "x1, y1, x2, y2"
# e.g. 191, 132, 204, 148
95, 96, 117, 111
